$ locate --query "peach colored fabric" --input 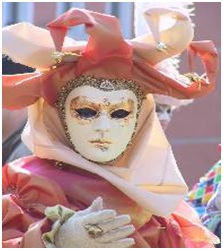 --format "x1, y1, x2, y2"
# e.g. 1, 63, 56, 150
2, 156, 217, 248
2, 72, 41, 109
21, 96, 187, 218
2, 8, 218, 109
